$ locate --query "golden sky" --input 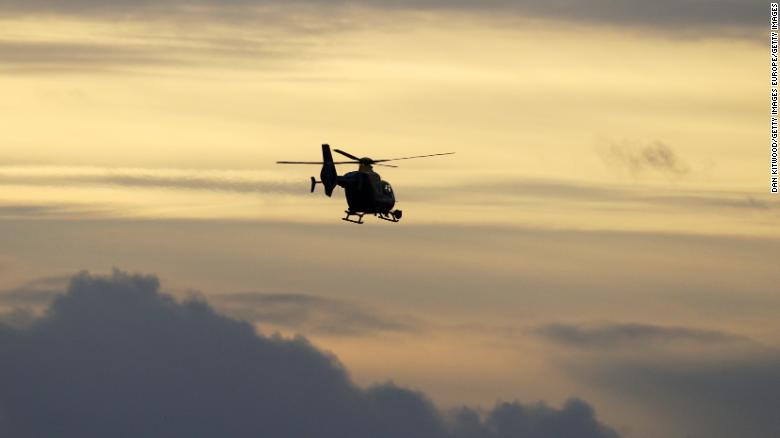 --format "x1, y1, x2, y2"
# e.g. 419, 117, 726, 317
0, 2, 774, 438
